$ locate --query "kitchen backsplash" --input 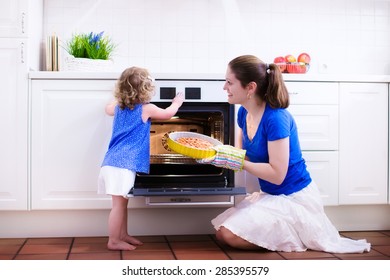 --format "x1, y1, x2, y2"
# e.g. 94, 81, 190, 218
44, 0, 390, 75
